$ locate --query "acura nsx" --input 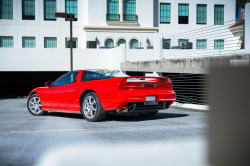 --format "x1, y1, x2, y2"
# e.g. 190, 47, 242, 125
27, 70, 176, 122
